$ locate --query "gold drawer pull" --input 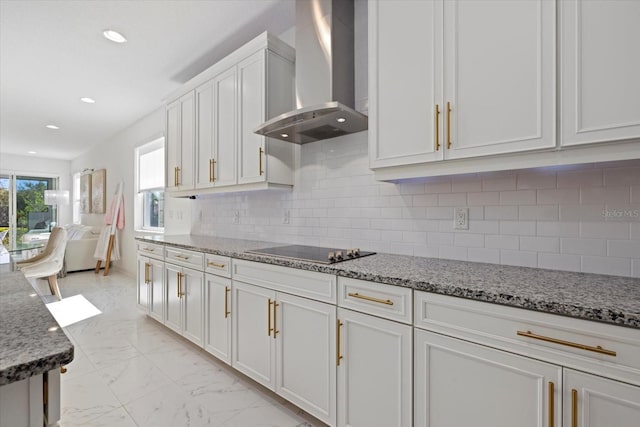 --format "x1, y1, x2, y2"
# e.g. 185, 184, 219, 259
142, 247, 155, 252
348, 292, 394, 306
175, 254, 190, 260
516, 330, 616, 356
207, 261, 226, 269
